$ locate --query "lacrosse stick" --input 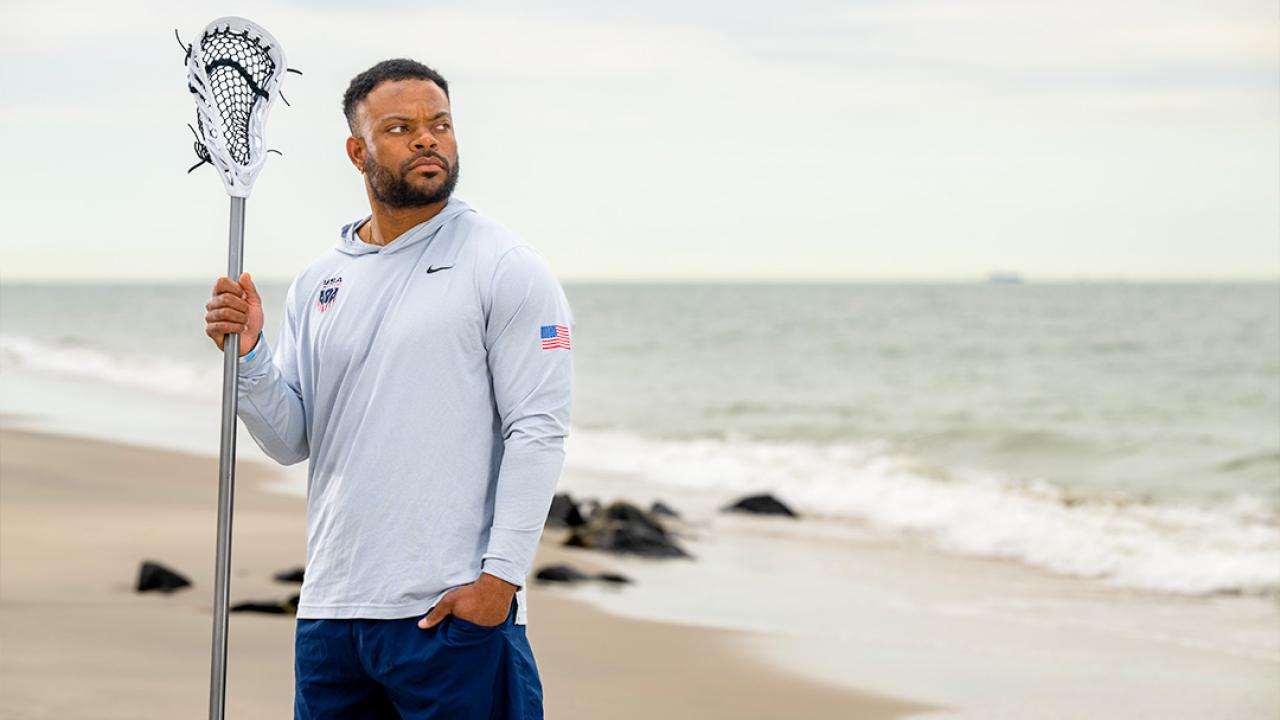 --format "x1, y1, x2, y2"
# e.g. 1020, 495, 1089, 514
181, 17, 292, 720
